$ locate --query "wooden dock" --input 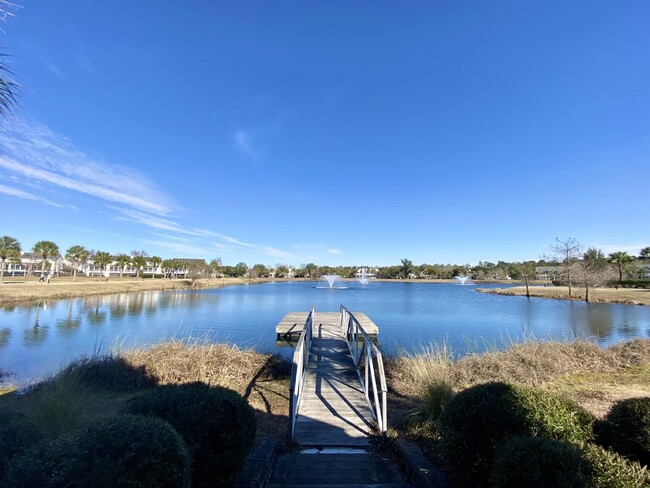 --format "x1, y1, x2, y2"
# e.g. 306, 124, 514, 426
279, 311, 380, 447
276, 311, 379, 338
265, 309, 413, 487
